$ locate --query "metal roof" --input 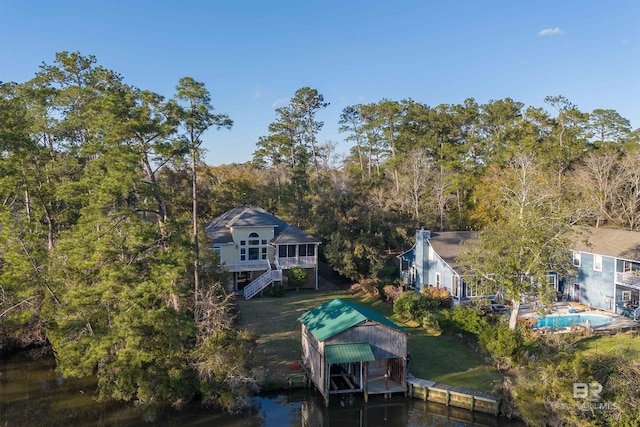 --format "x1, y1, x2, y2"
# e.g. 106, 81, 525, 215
298, 298, 406, 342
325, 343, 375, 364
